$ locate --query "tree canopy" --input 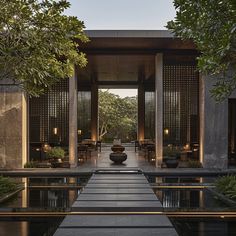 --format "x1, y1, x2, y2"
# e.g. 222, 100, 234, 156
167, 0, 236, 101
0, 0, 88, 96
98, 90, 137, 142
